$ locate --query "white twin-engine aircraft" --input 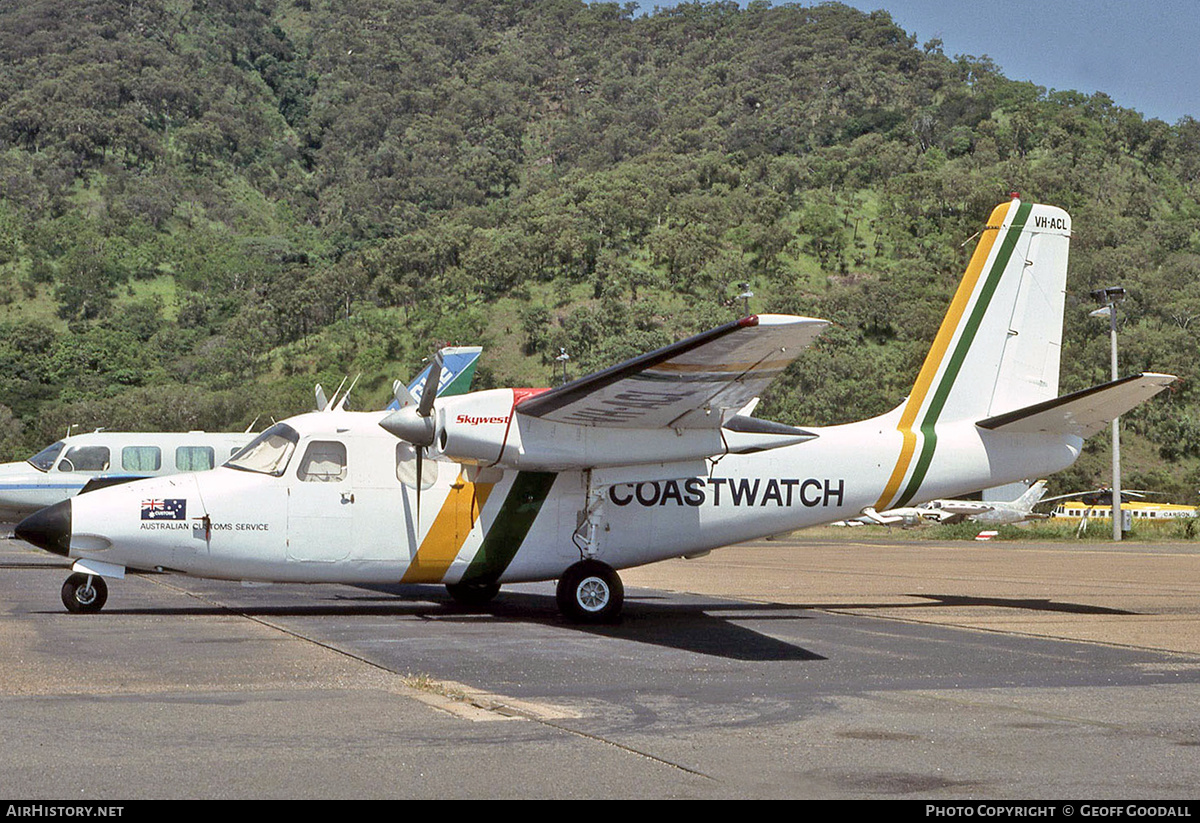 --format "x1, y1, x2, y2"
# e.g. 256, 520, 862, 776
16, 199, 1176, 621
